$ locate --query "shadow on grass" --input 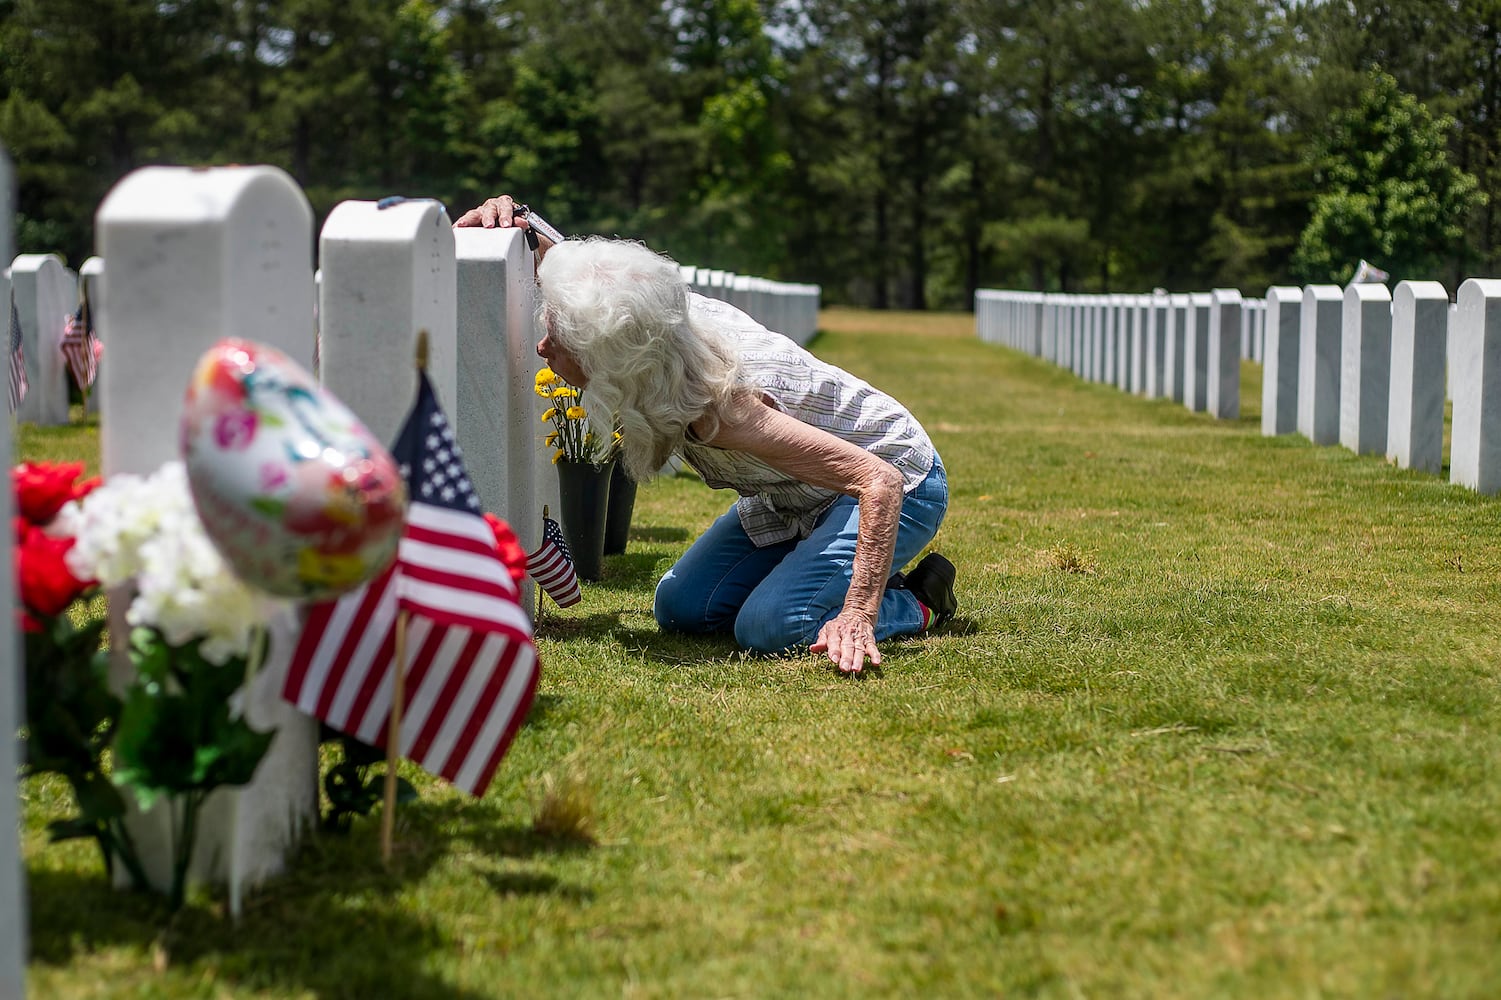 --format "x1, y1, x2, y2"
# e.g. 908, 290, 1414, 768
628, 525, 689, 543
26, 791, 597, 997
597, 550, 667, 589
